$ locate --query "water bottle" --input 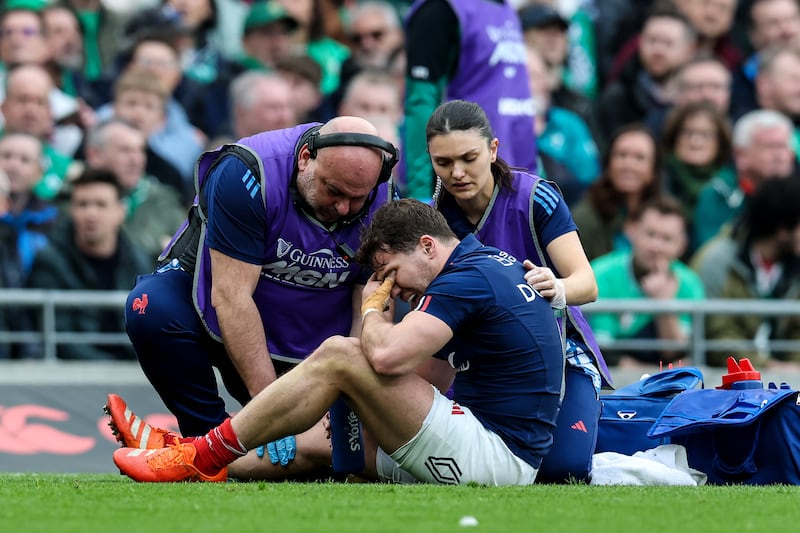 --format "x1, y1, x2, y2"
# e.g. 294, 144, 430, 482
329, 396, 365, 473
